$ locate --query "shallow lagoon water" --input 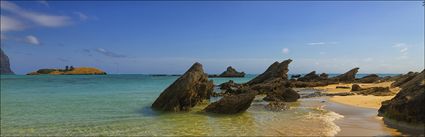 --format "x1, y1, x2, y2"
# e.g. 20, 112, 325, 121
0, 74, 397, 136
